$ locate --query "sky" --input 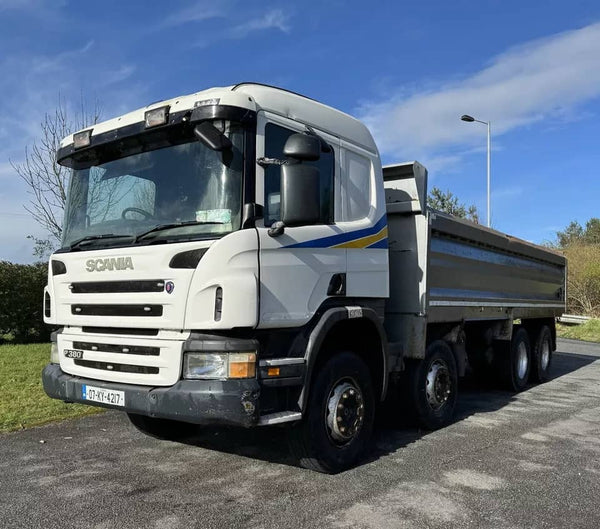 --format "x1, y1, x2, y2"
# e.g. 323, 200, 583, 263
0, 0, 599, 262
